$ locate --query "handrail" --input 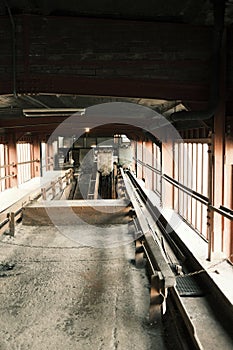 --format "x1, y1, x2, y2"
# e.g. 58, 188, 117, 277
0, 169, 73, 236
162, 174, 209, 205
133, 158, 233, 222
210, 205, 233, 221
133, 158, 161, 175
0, 160, 39, 169
16, 159, 39, 166
0, 162, 15, 169
0, 174, 16, 181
